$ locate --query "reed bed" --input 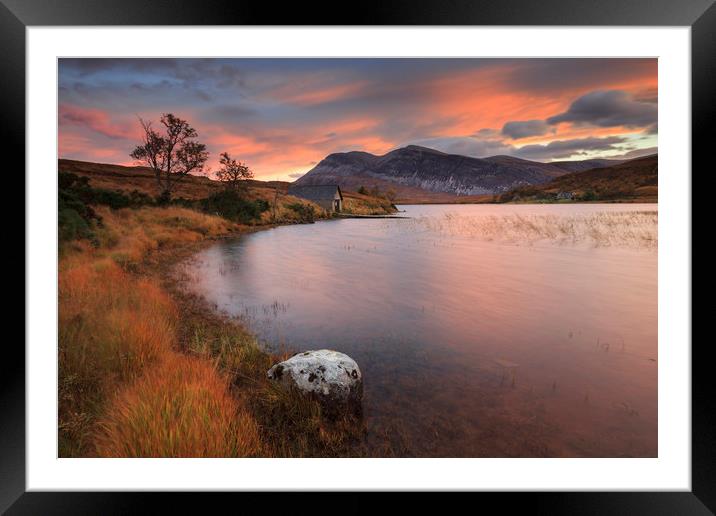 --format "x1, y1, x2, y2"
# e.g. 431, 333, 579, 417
400, 210, 657, 249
